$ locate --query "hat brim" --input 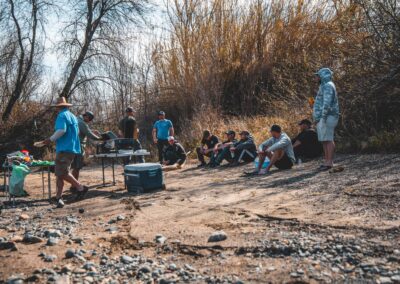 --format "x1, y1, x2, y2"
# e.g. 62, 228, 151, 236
51, 103, 73, 107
